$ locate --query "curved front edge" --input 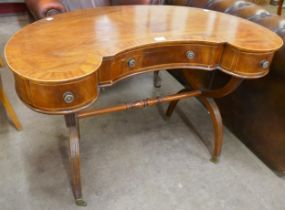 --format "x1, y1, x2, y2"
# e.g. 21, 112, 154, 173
98, 43, 224, 86
12, 42, 276, 115
97, 42, 276, 87
14, 71, 99, 115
